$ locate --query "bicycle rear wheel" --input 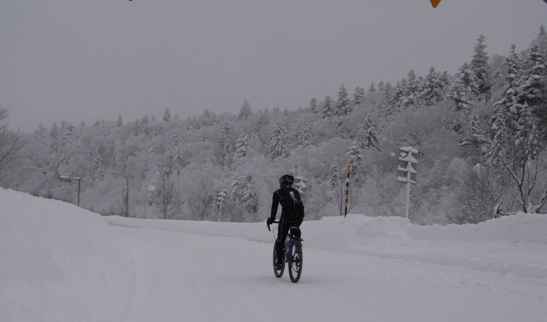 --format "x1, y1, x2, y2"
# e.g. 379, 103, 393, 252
288, 241, 302, 283
273, 244, 284, 278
